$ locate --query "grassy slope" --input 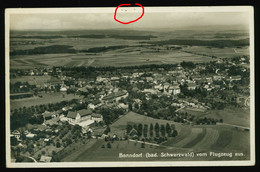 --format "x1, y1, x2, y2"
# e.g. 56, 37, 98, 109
65, 112, 250, 162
